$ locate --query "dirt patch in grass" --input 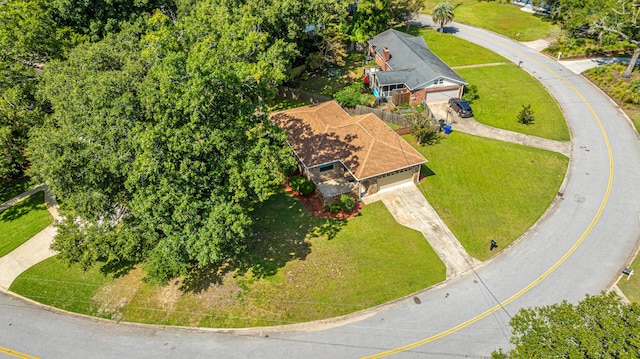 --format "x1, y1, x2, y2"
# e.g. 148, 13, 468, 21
93, 267, 144, 320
